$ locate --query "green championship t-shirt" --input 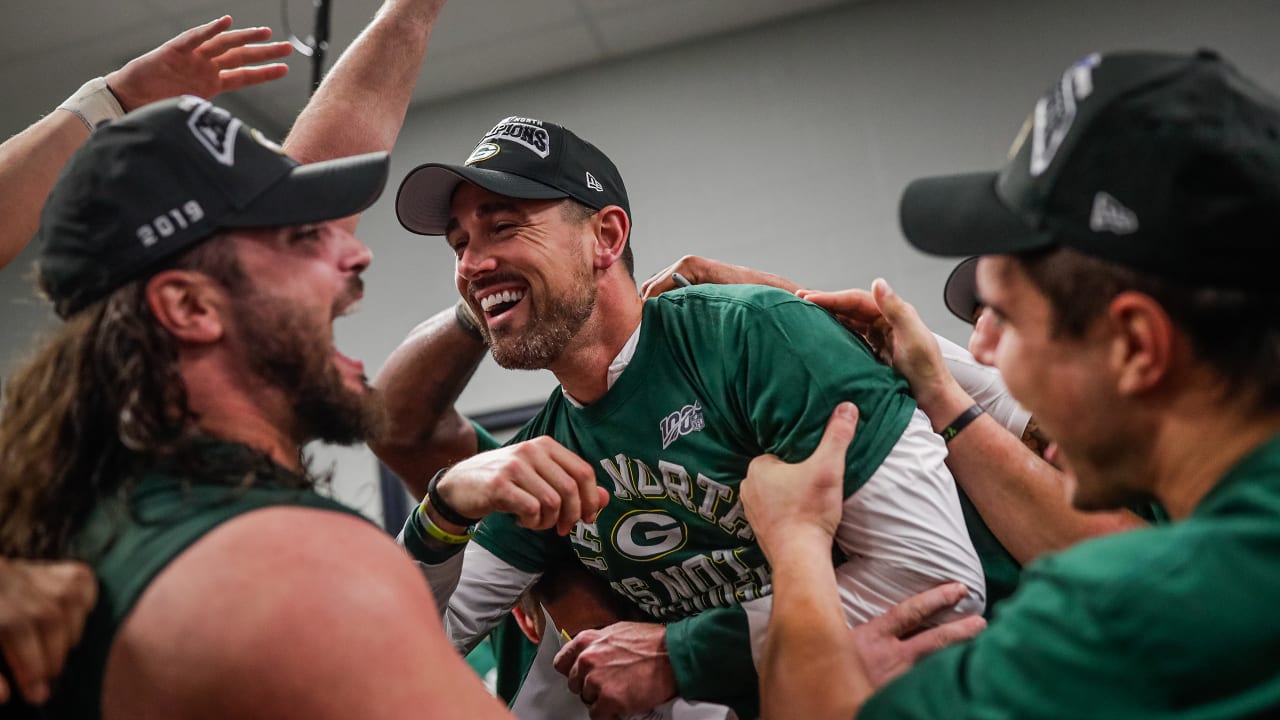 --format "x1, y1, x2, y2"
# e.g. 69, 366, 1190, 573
473, 284, 917, 715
